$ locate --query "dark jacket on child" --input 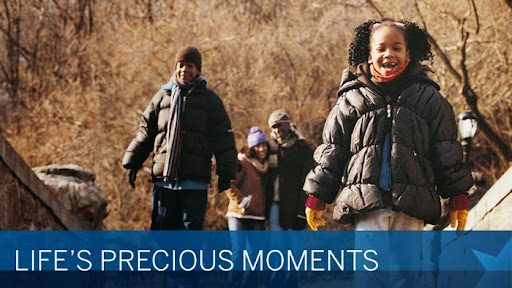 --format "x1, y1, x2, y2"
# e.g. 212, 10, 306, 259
303, 63, 474, 225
